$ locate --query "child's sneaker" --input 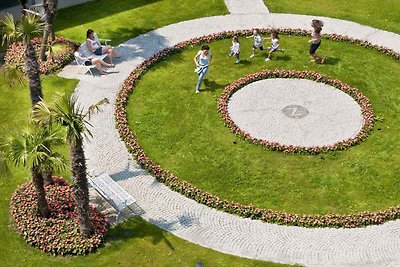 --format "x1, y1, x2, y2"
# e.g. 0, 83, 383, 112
196, 89, 200, 94
249, 54, 255, 58
235, 59, 240, 64
265, 58, 271, 62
